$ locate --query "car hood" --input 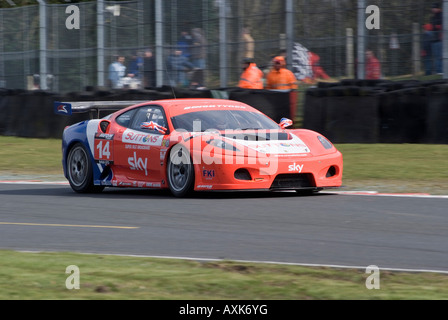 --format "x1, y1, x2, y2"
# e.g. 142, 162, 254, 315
224, 132, 310, 155
176, 130, 311, 155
